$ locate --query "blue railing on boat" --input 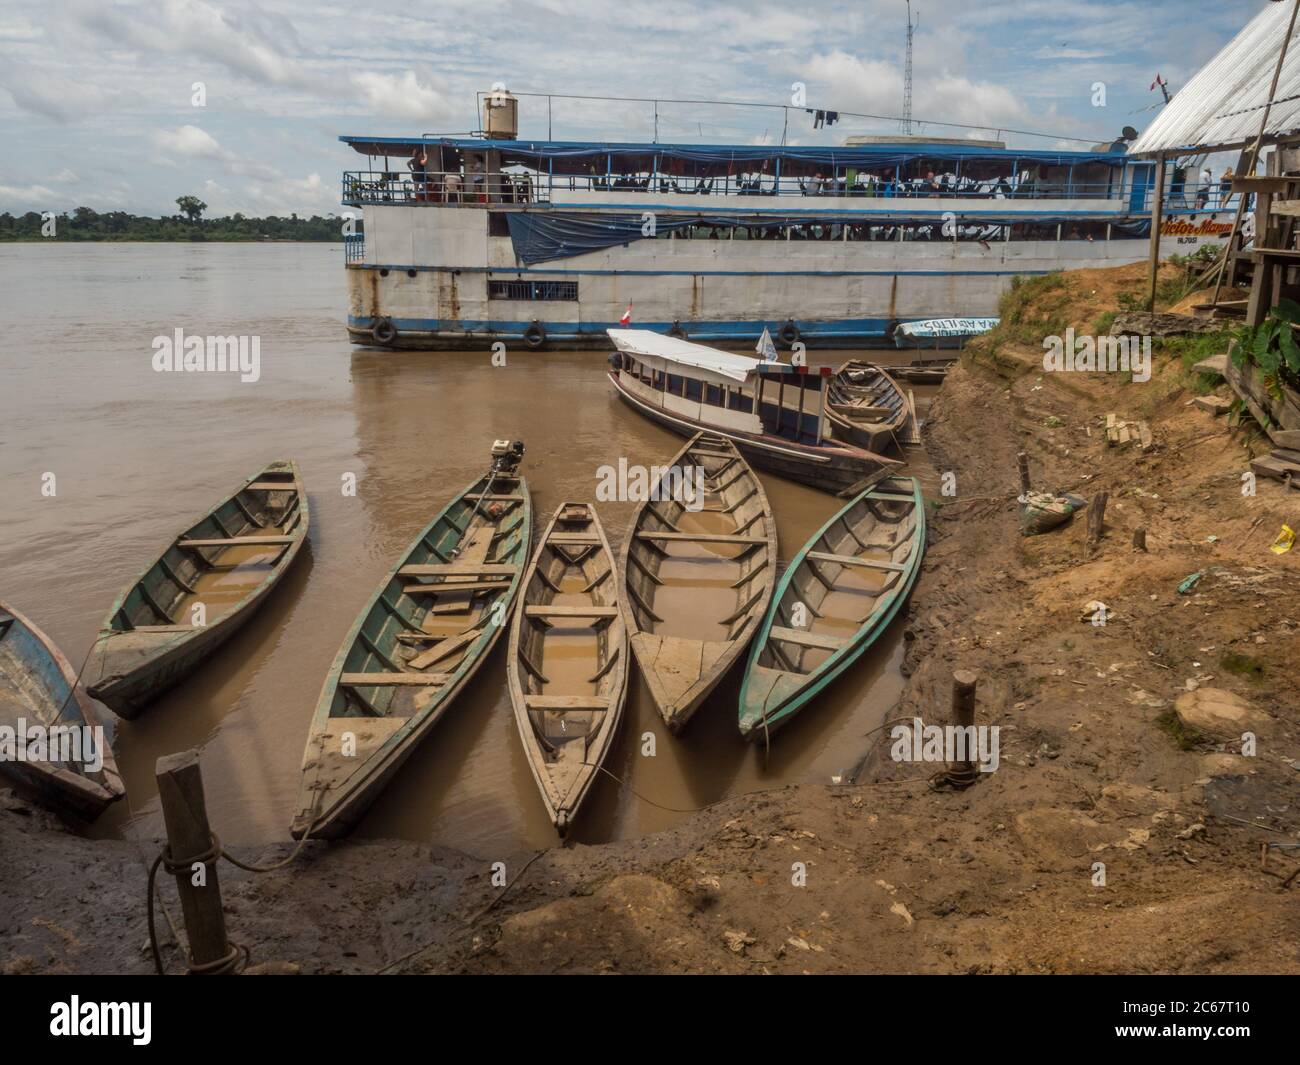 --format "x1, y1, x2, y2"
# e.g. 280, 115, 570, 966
344, 234, 365, 263
341, 170, 1241, 216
